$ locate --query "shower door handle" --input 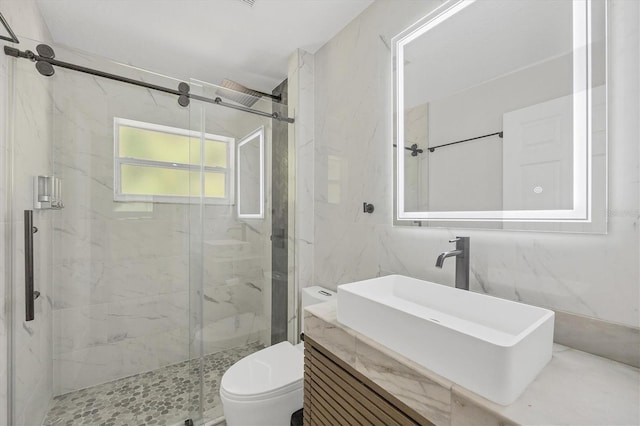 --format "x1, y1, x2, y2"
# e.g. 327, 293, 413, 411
24, 210, 40, 321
